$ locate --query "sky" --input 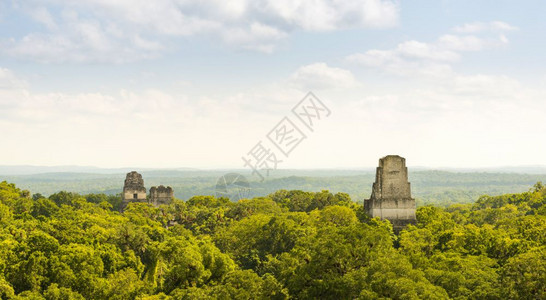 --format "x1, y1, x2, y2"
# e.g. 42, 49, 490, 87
1, 0, 545, 171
